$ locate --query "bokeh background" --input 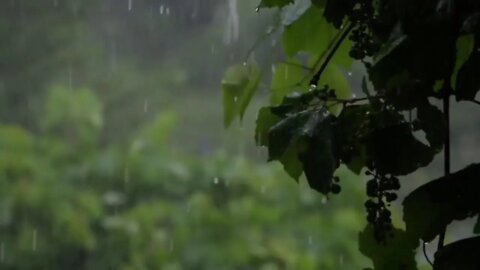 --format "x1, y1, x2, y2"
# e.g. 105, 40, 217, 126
0, 0, 478, 269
